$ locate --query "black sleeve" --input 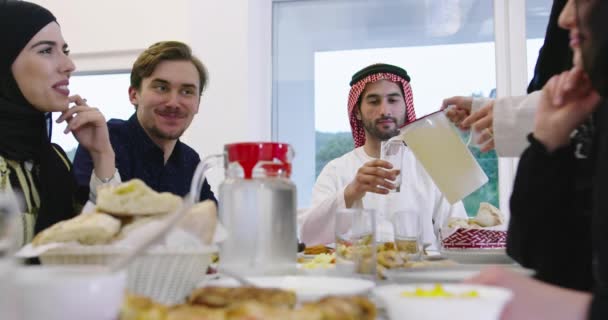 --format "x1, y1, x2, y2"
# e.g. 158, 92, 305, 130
199, 178, 217, 205
72, 144, 94, 189
71, 145, 94, 205
508, 135, 593, 291
588, 290, 608, 320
